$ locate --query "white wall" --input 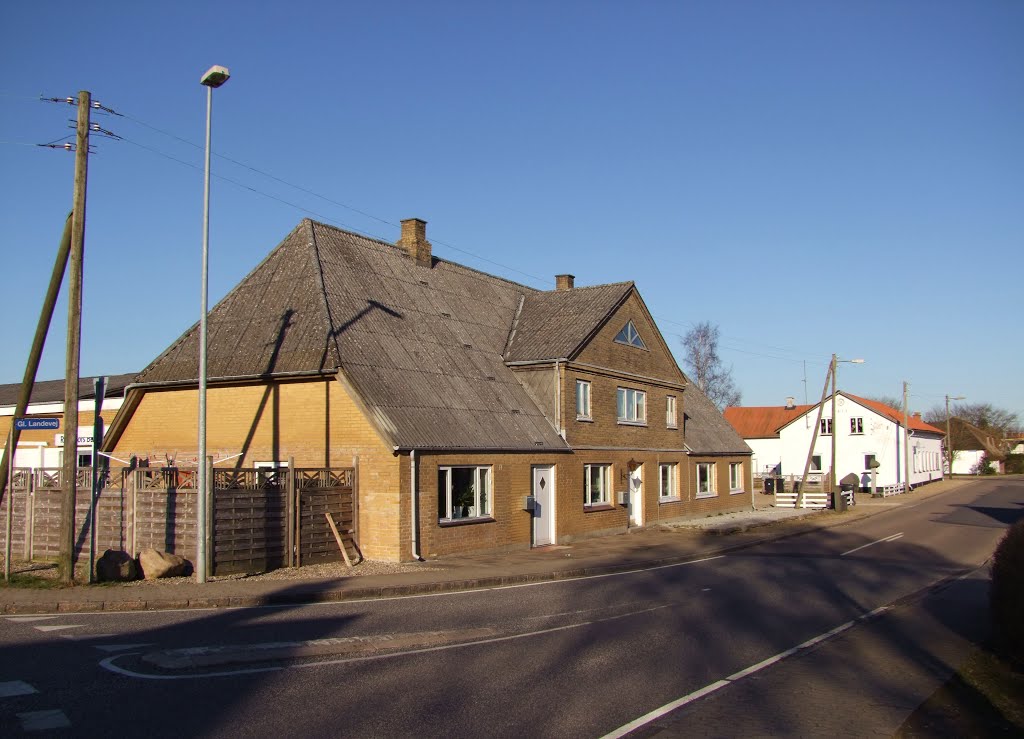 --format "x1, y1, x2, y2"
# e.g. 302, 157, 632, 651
747, 438, 783, 476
